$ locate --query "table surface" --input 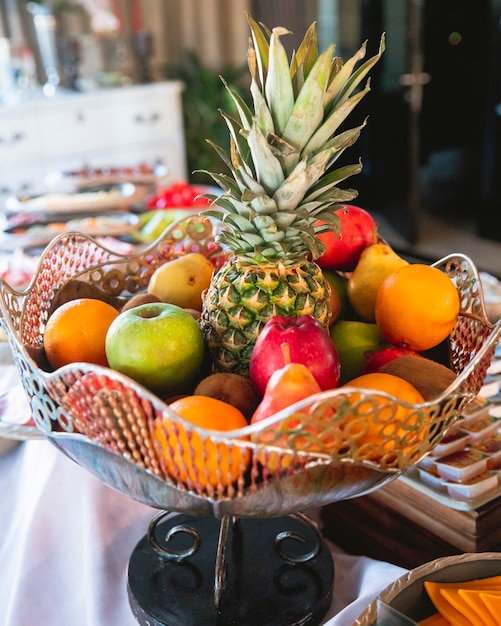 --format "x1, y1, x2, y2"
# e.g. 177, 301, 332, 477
0, 363, 406, 626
